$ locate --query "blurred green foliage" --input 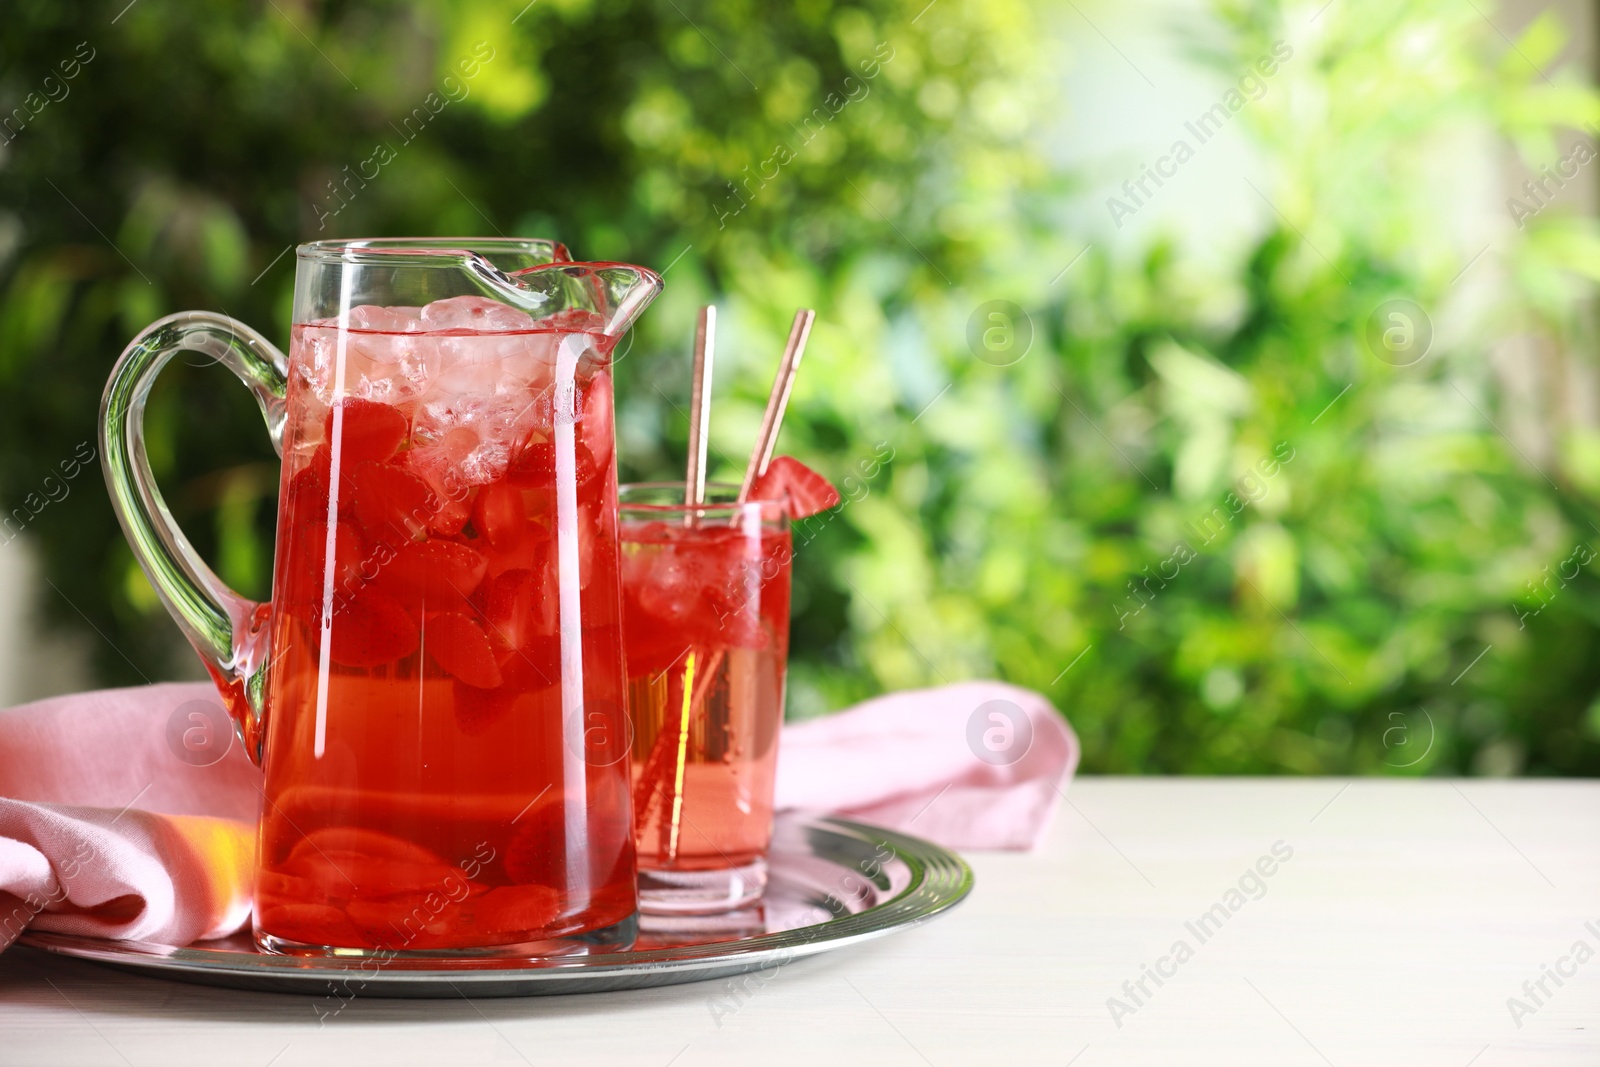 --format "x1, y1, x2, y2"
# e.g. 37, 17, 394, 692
3, 0, 1600, 774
